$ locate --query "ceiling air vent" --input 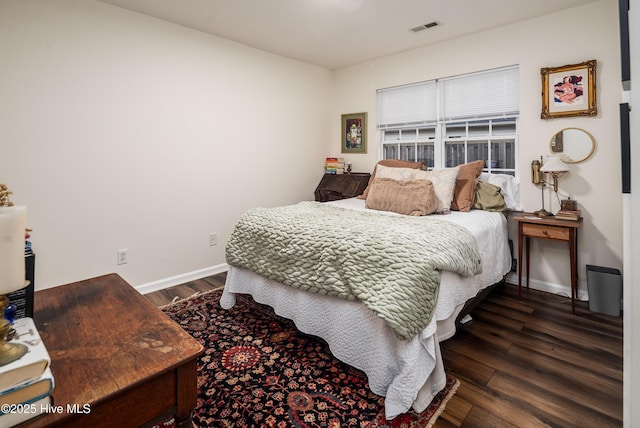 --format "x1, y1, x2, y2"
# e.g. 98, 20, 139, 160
410, 22, 439, 32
